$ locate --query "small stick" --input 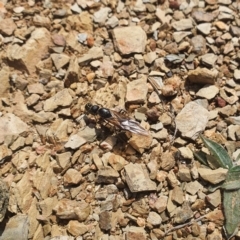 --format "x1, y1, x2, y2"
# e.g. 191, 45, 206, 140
163, 214, 206, 237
